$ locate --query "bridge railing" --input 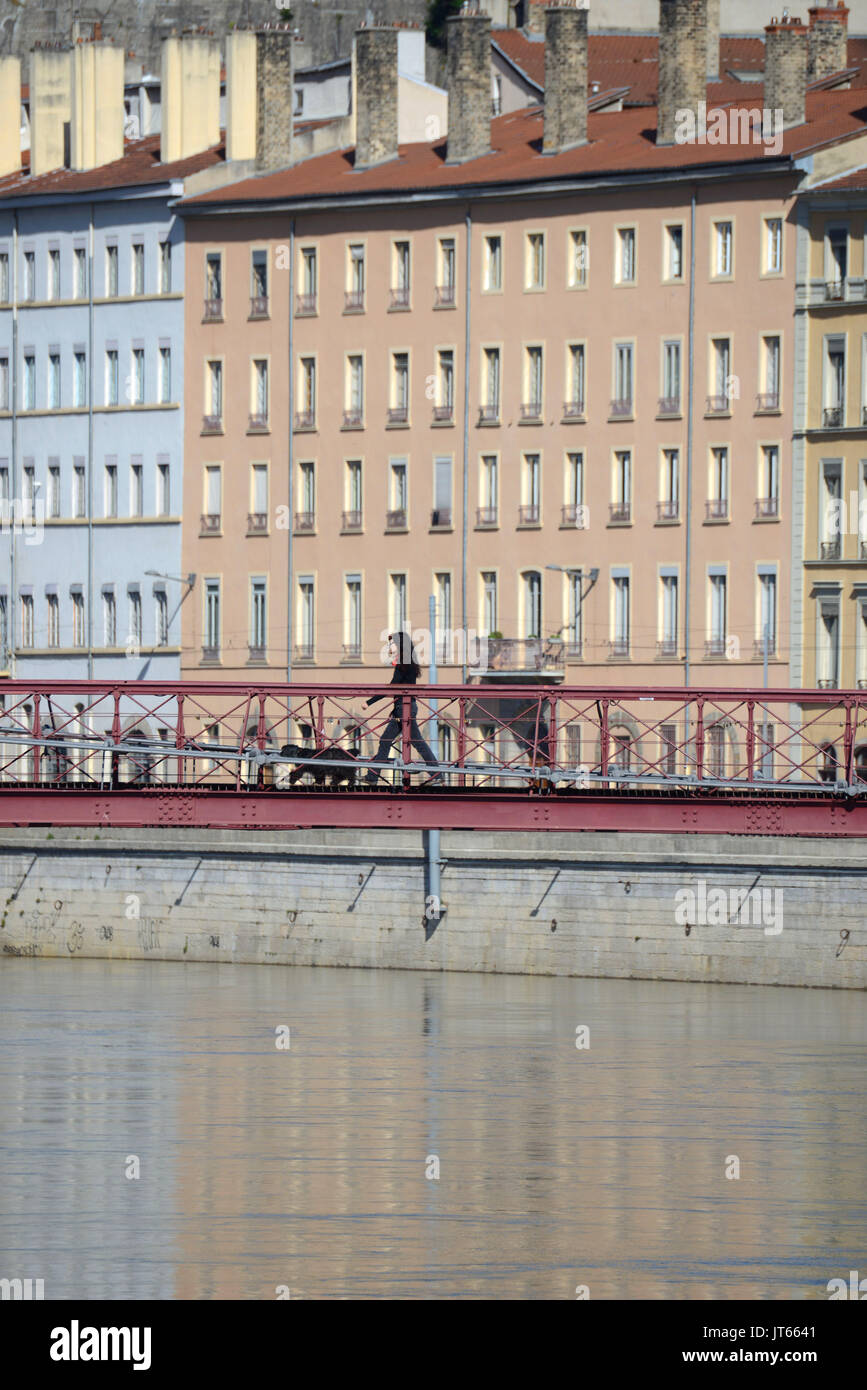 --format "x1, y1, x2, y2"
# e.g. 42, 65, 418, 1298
0, 681, 865, 795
